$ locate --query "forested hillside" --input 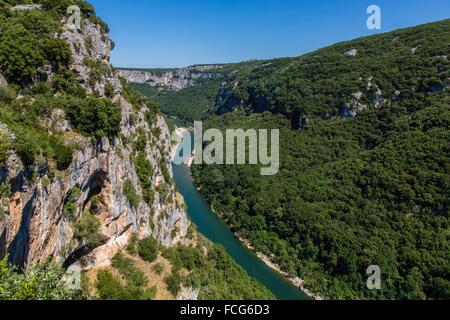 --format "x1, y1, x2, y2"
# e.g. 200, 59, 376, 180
189, 20, 450, 299
130, 61, 266, 123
